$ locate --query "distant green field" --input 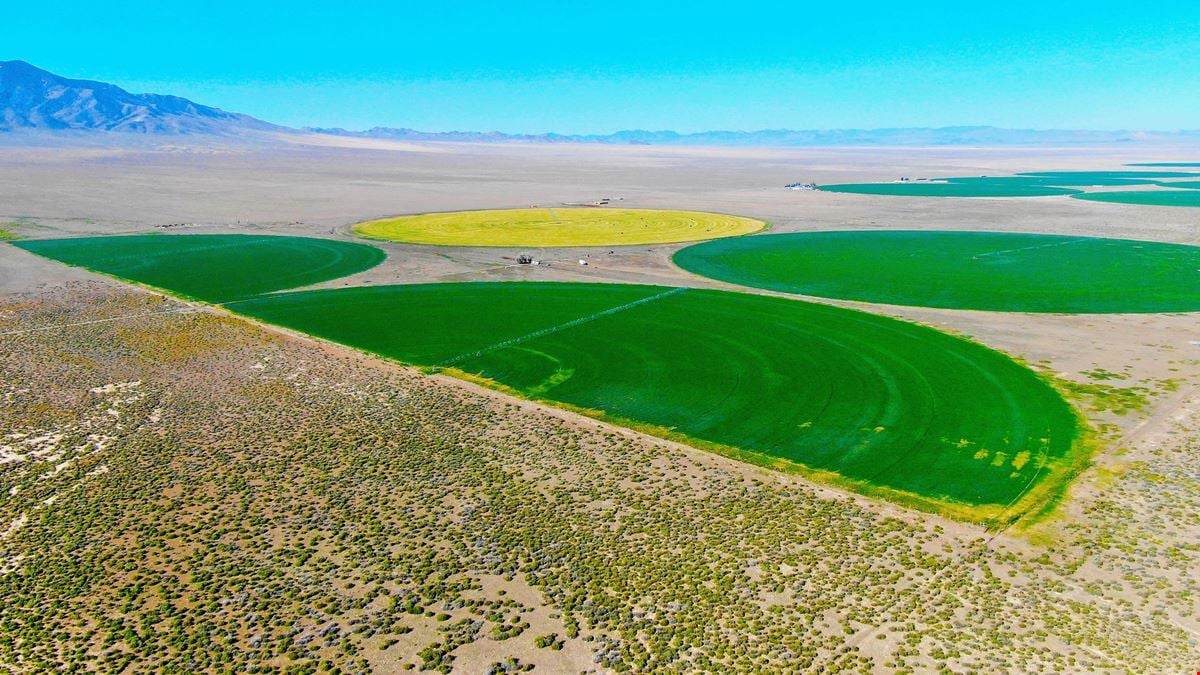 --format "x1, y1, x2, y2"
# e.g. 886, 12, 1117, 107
818, 179, 1081, 198
674, 230, 1200, 313
1018, 170, 1197, 181
235, 282, 1081, 523
12, 235, 386, 303
1127, 162, 1200, 167
817, 171, 1198, 197
1073, 190, 1200, 207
